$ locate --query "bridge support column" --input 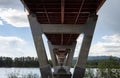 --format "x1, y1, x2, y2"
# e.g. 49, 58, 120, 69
73, 35, 93, 78
48, 41, 58, 66
28, 14, 53, 78
48, 43, 77, 78
48, 42, 76, 67
73, 15, 98, 78
65, 42, 76, 67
